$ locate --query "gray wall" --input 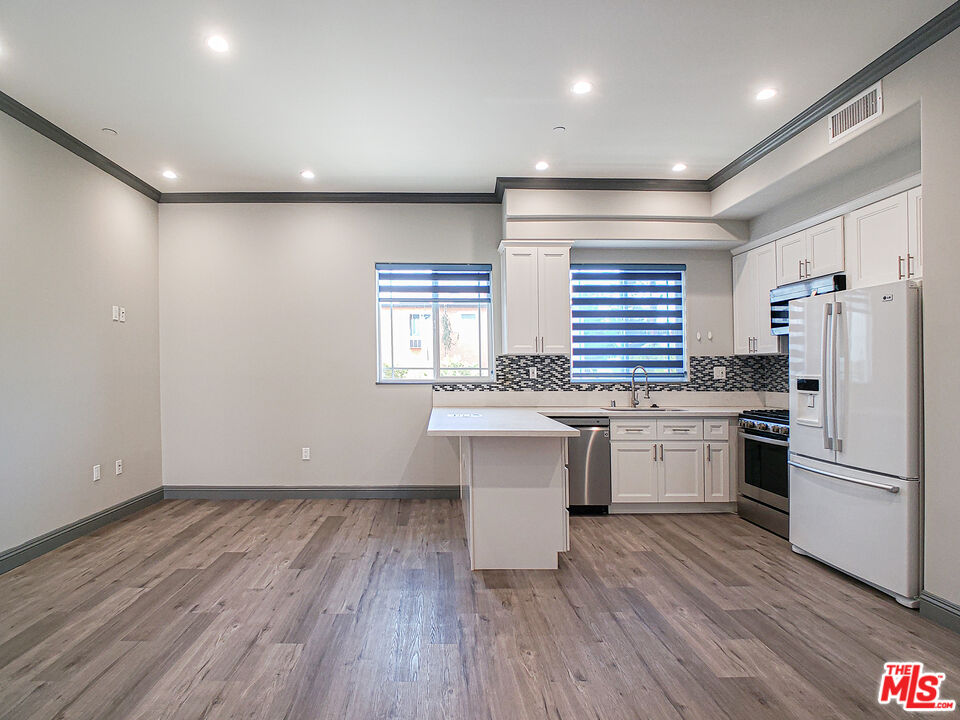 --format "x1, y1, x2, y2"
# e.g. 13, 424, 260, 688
572, 248, 735, 356
159, 203, 500, 489
0, 112, 162, 551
